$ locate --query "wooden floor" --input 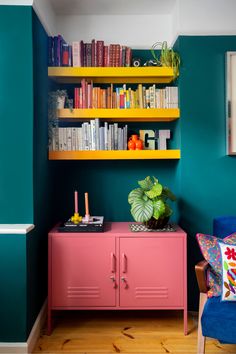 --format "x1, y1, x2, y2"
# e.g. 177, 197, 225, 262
33, 310, 236, 353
